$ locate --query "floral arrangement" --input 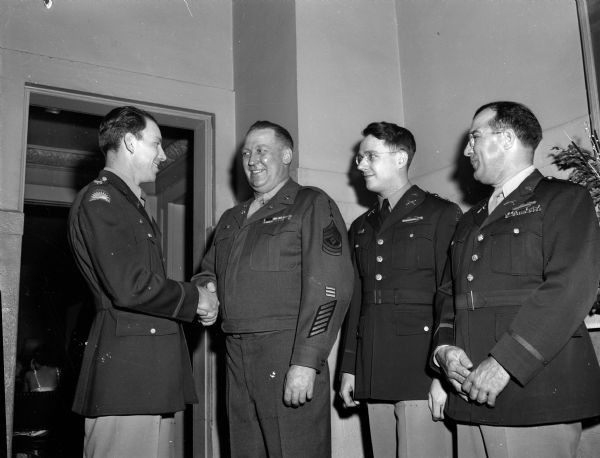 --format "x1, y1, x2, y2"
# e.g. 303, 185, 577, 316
550, 127, 600, 315
550, 127, 600, 222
